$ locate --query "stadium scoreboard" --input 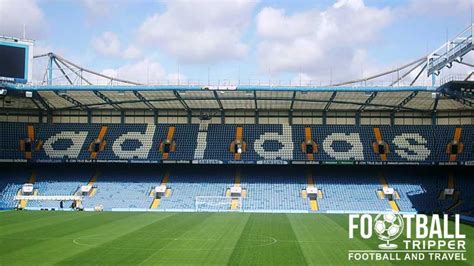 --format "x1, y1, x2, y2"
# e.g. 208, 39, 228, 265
0, 36, 34, 84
